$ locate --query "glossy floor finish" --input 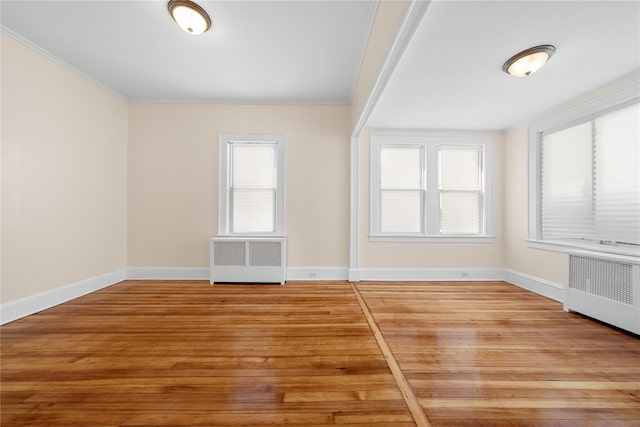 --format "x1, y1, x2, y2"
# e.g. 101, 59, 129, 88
1, 281, 414, 426
357, 281, 640, 427
1, 280, 639, 426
